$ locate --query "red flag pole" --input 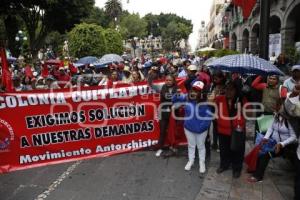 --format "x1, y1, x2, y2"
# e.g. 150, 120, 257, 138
0, 47, 14, 92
